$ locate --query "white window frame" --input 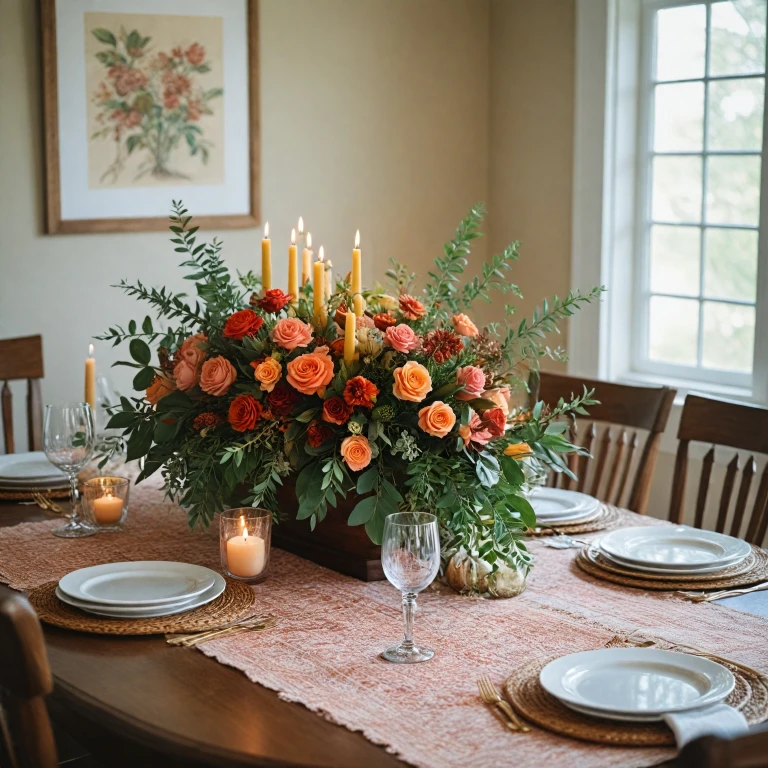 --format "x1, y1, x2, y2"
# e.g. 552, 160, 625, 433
570, 0, 768, 405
